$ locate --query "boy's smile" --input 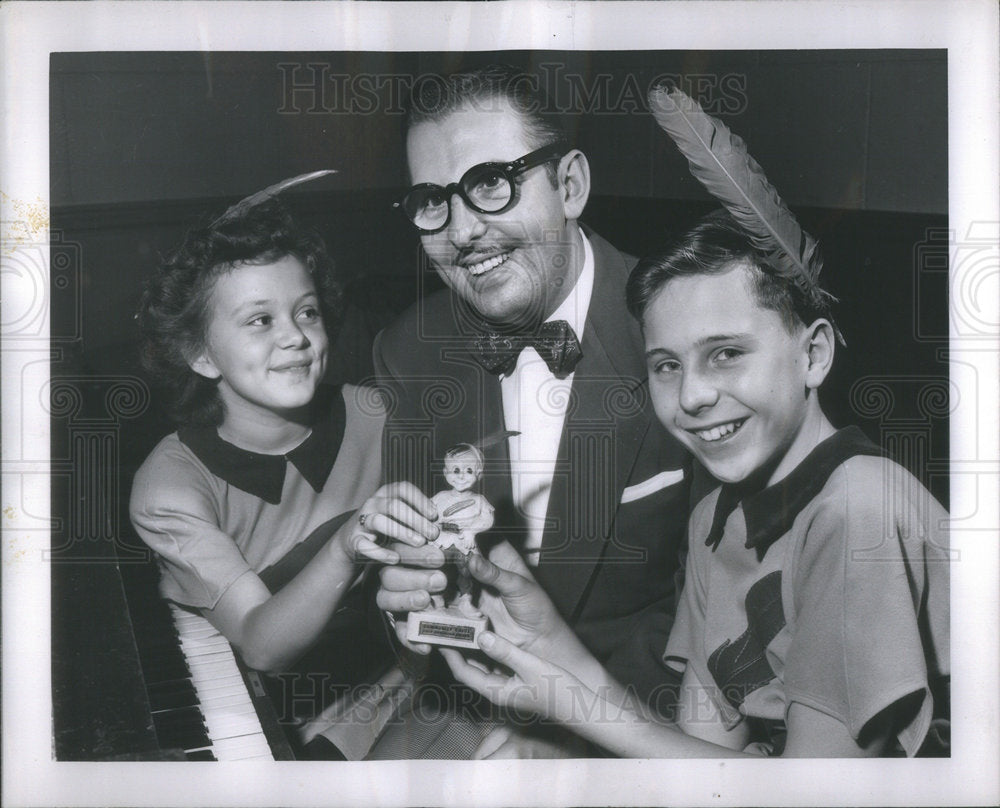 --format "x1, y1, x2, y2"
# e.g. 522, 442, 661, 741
642, 262, 832, 485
